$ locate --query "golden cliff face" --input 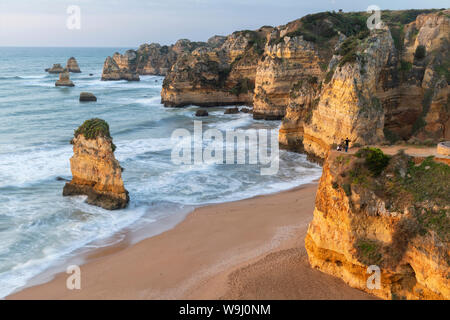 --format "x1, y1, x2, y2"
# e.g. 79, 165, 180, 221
63, 120, 129, 210
280, 10, 450, 160
253, 34, 323, 120
101, 50, 140, 81
382, 10, 450, 143
305, 149, 449, 300
301, 28, 393, 159
161, 30, 269, 107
